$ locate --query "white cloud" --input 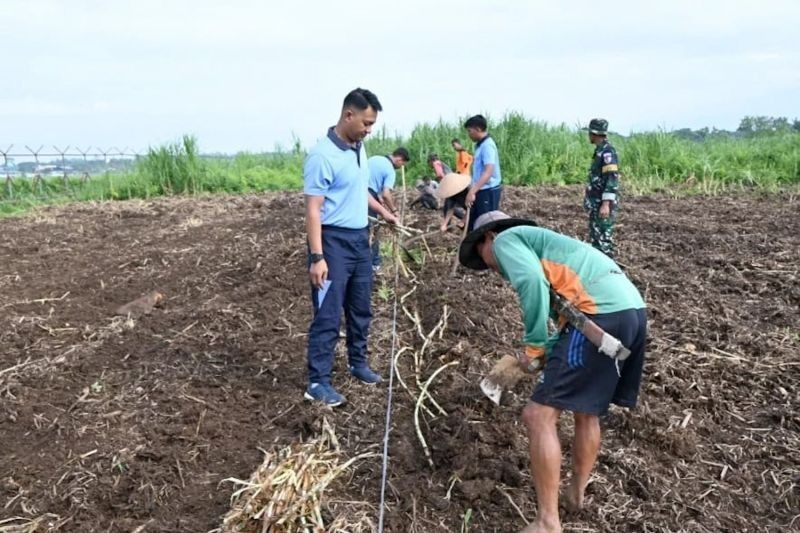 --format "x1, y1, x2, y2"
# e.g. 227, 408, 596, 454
0, 0, 798, 151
